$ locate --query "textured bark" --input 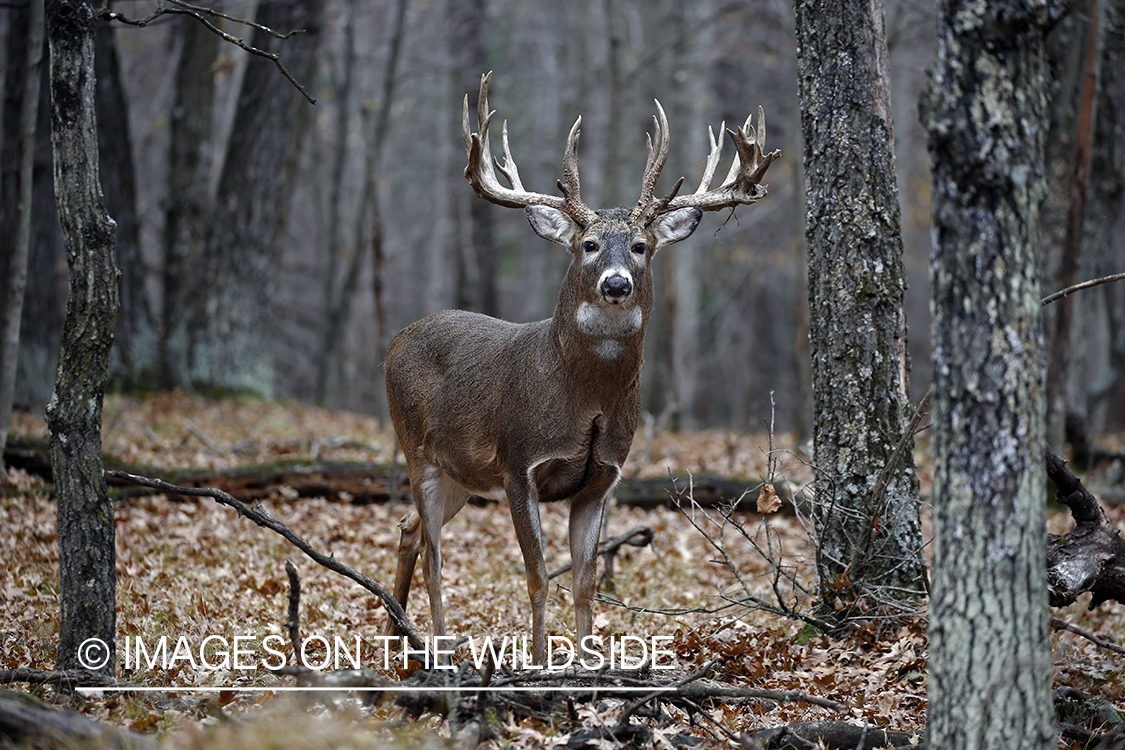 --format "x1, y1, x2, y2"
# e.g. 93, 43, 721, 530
794, 0, 924, 613
190, 1, 321, 396
920, 1, 1059, 748
161, 17, 218, 388
44, 0, 119, 676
